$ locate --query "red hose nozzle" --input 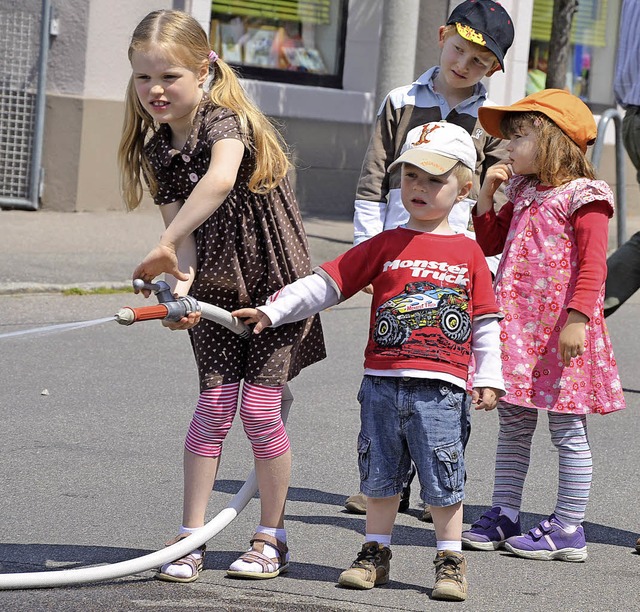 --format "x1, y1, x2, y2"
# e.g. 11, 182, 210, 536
114, 304, 169, 325
115, 295, 199, 326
